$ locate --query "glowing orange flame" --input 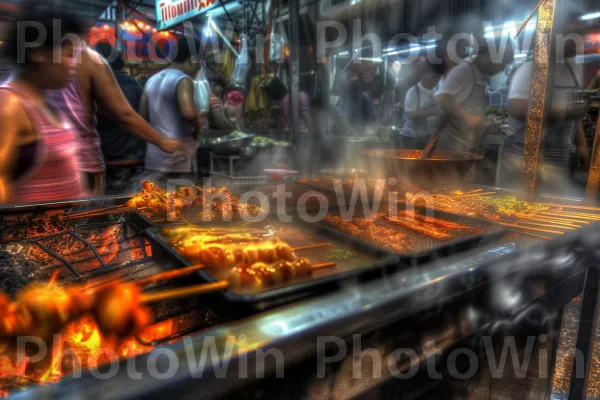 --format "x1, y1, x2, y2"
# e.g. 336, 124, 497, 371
0, 317, 174, 396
